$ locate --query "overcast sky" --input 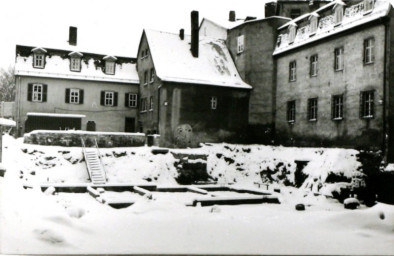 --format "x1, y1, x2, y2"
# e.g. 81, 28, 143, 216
0, 0, 270, 70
